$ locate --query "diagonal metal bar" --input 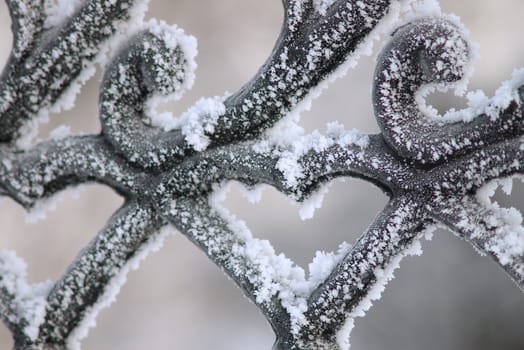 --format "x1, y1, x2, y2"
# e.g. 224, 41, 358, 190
430, 194, 524, 291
